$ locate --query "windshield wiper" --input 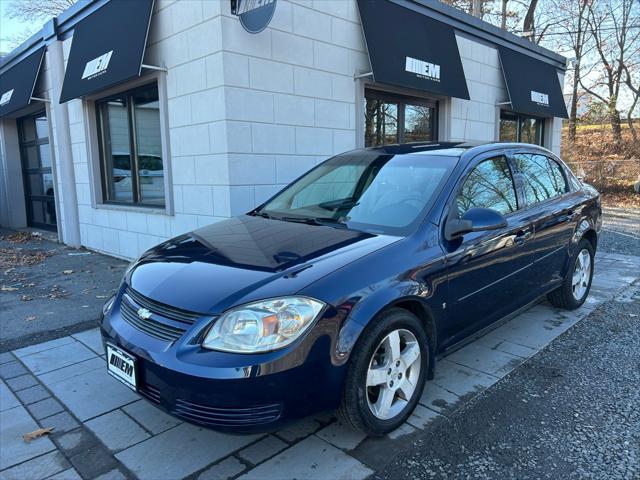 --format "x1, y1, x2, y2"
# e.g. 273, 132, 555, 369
250, 210, 272, 219
318, 198, 360, 211
280, 216, 348, 229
